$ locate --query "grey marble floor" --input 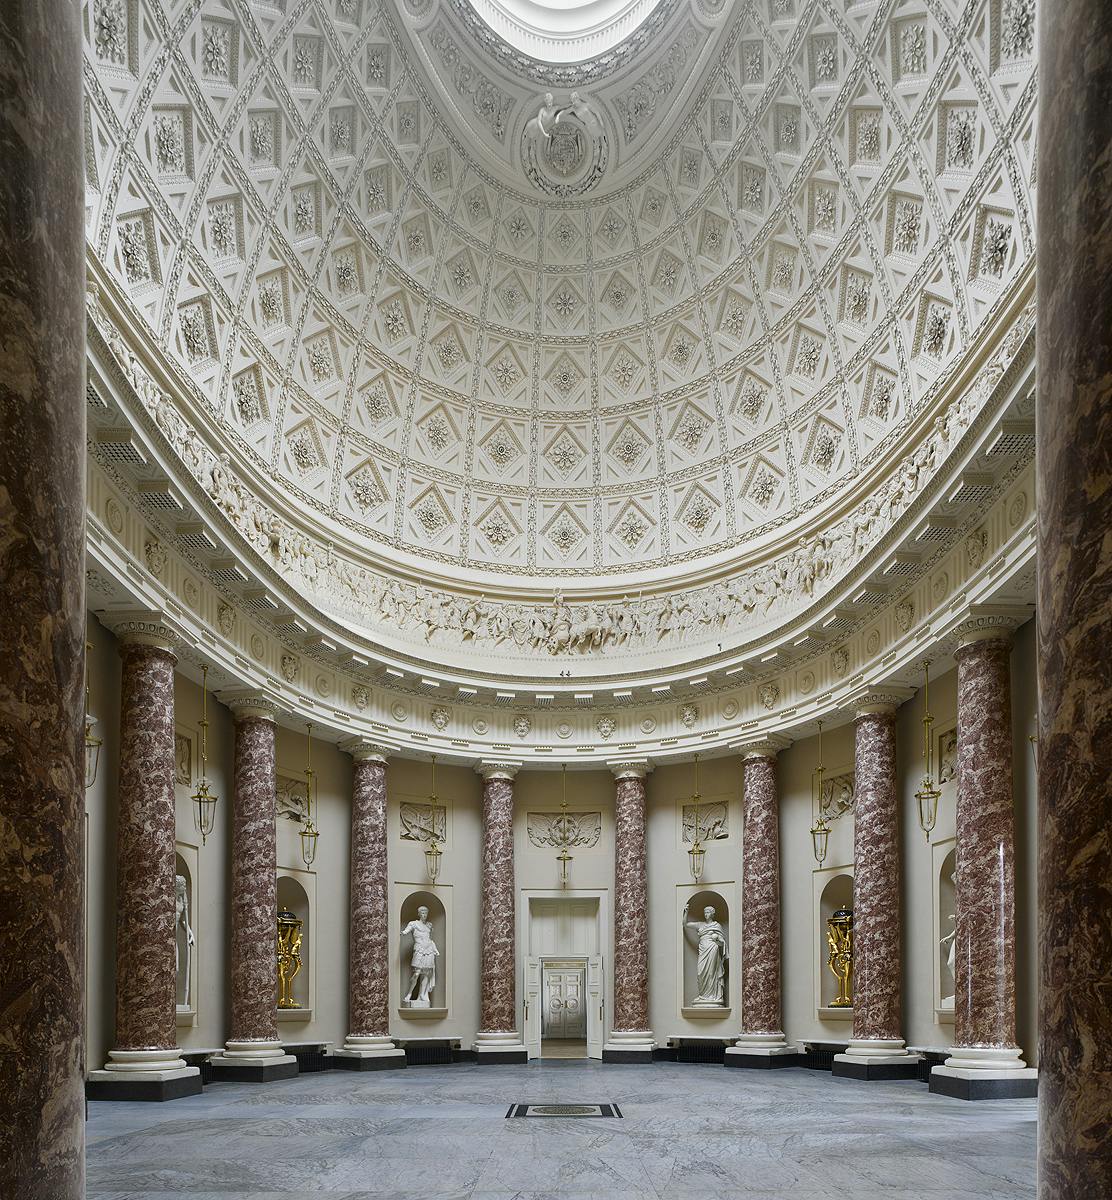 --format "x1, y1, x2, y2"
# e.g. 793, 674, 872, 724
86, 1059, 1036, 1199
